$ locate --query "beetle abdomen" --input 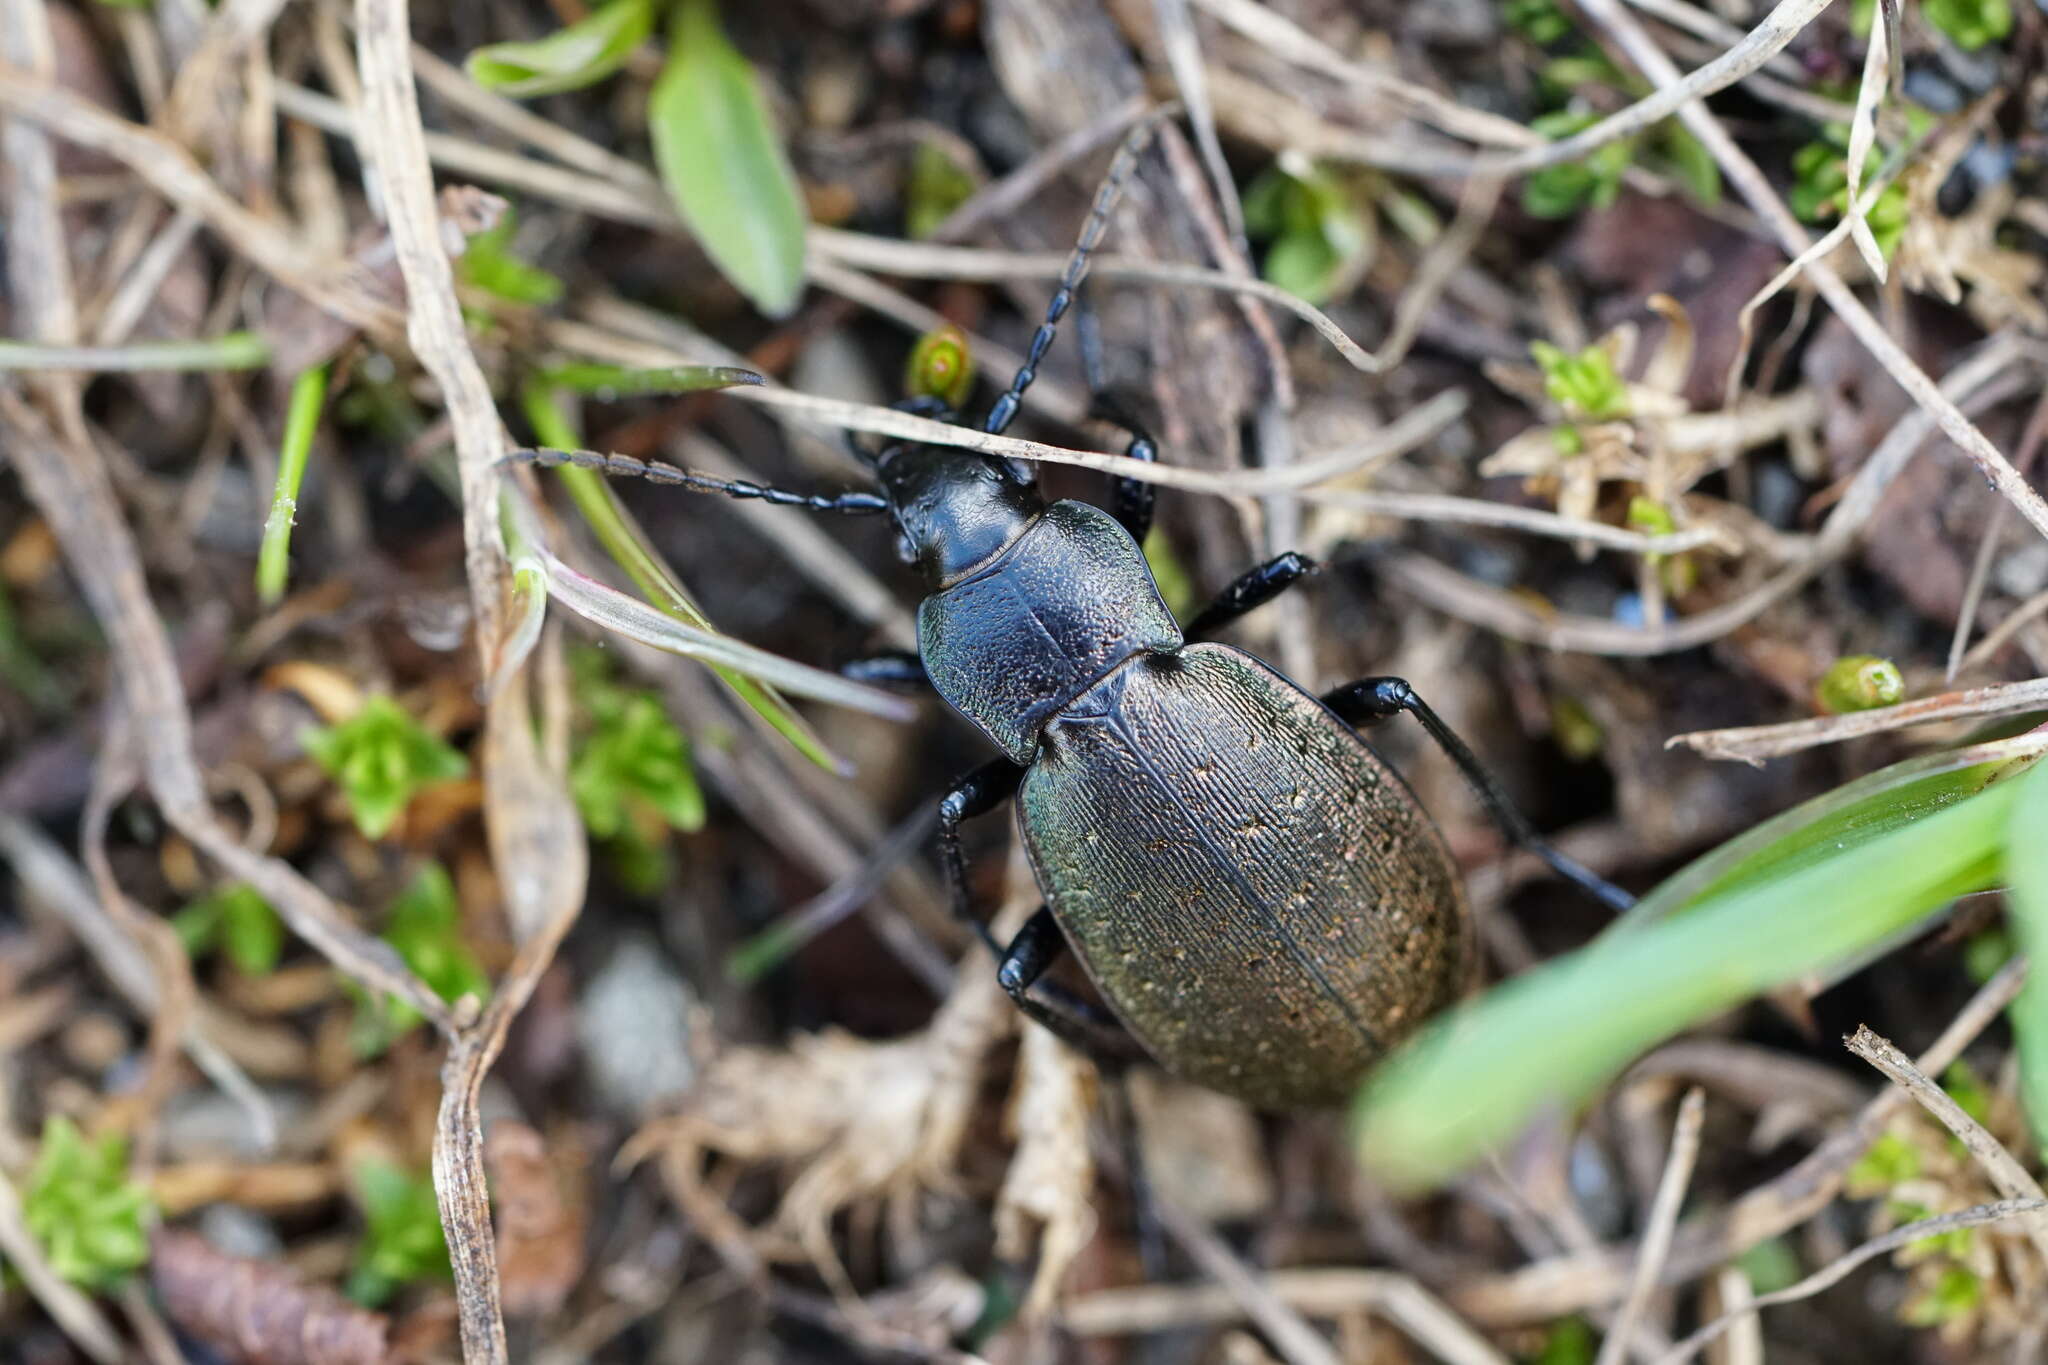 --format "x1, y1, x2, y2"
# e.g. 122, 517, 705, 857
1017, 644, 1473, 1108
